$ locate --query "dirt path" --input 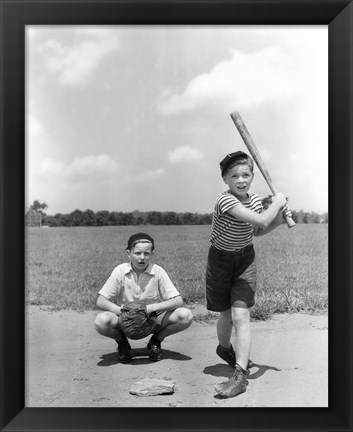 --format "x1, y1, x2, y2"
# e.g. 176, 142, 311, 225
25, 305, 328, 407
